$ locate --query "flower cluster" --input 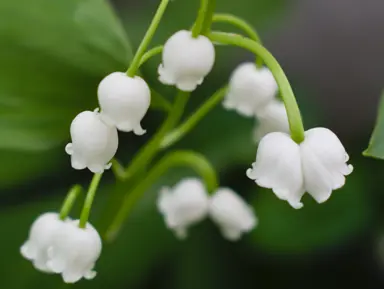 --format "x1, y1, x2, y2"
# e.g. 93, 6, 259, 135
223, 62, 289, 141
21, 0, 355, 284
20, 213, 102, 283
65, 72, 151, 173
247, 128, 353, 209
157, 178, 257, 241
